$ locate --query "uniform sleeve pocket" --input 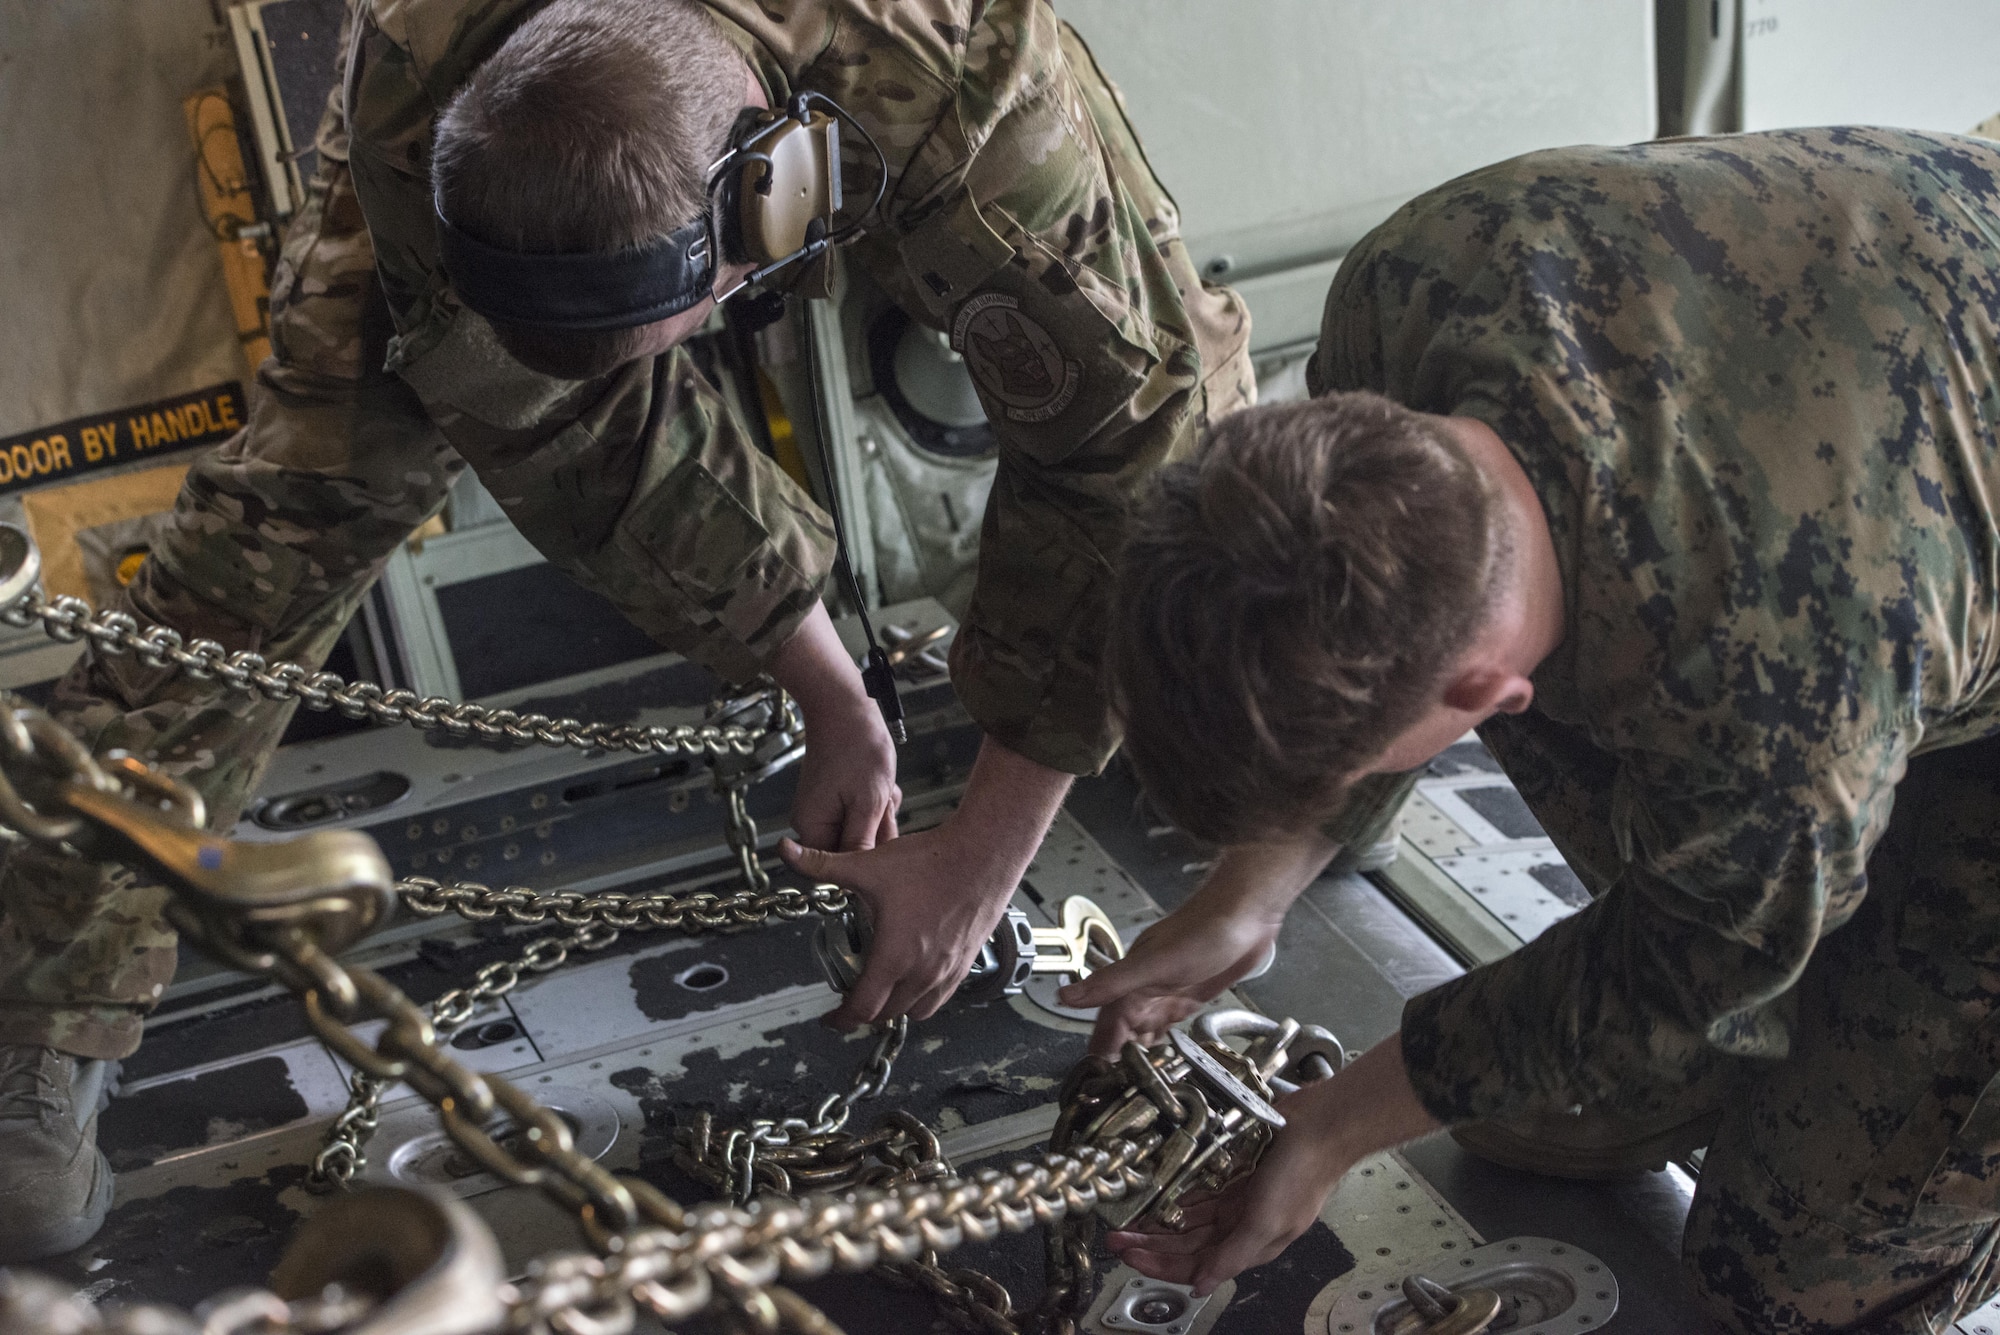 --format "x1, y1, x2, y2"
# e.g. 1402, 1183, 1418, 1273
902, 191, 1162, 469
617, 454, 771, 614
